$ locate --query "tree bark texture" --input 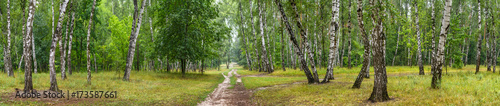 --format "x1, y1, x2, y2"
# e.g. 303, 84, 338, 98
49, 0, 70, 92
352, 0, 370, 89
275, 0, 316, 83
432, 0, 452, 89
124, 0, 147, 81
